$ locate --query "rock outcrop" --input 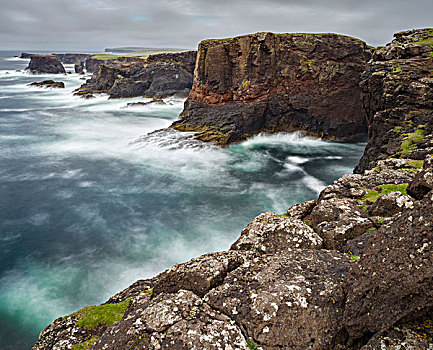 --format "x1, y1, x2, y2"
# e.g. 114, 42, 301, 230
75, 51, 197, 99
171, 32, 371, 145
26, 55, 66, 74
29, 80, 65, 88
32, 28, 433, 350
